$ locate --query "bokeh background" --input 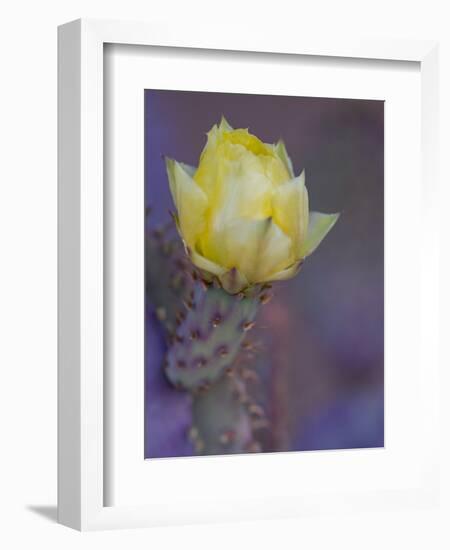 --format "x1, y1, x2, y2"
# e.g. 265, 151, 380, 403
145, 89, 384, 457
